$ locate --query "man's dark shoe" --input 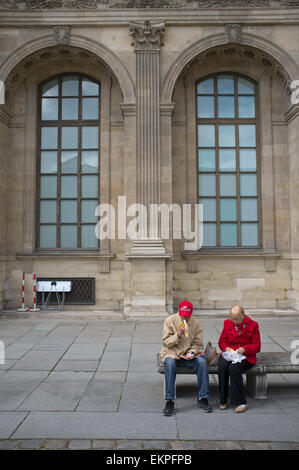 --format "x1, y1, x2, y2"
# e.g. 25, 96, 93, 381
197, 398, 212, 413
163, 400, 175, 416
